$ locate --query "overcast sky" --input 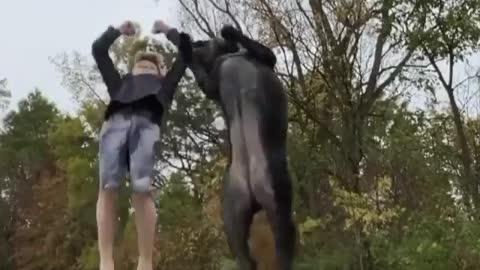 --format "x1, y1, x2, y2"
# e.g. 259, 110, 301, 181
0, 0, 179, 116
